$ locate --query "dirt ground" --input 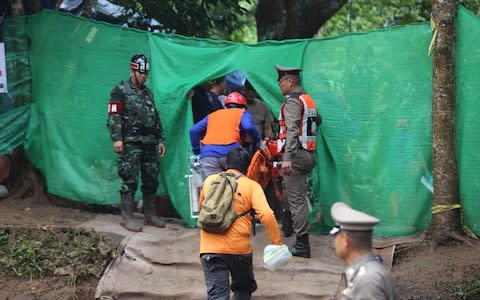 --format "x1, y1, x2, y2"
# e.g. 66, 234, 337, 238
0, 195, 479, 300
